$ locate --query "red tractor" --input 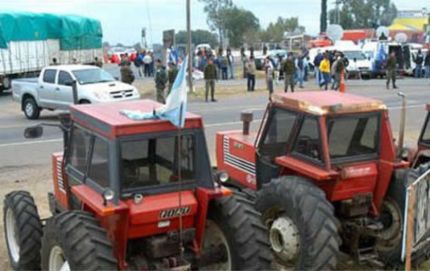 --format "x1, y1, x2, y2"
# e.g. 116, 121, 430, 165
3, 100, 272, 270
216, 91, 430, 269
